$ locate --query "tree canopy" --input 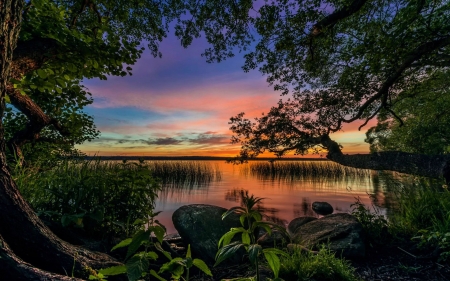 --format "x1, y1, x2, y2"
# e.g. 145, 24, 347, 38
171, 0, 450, 178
